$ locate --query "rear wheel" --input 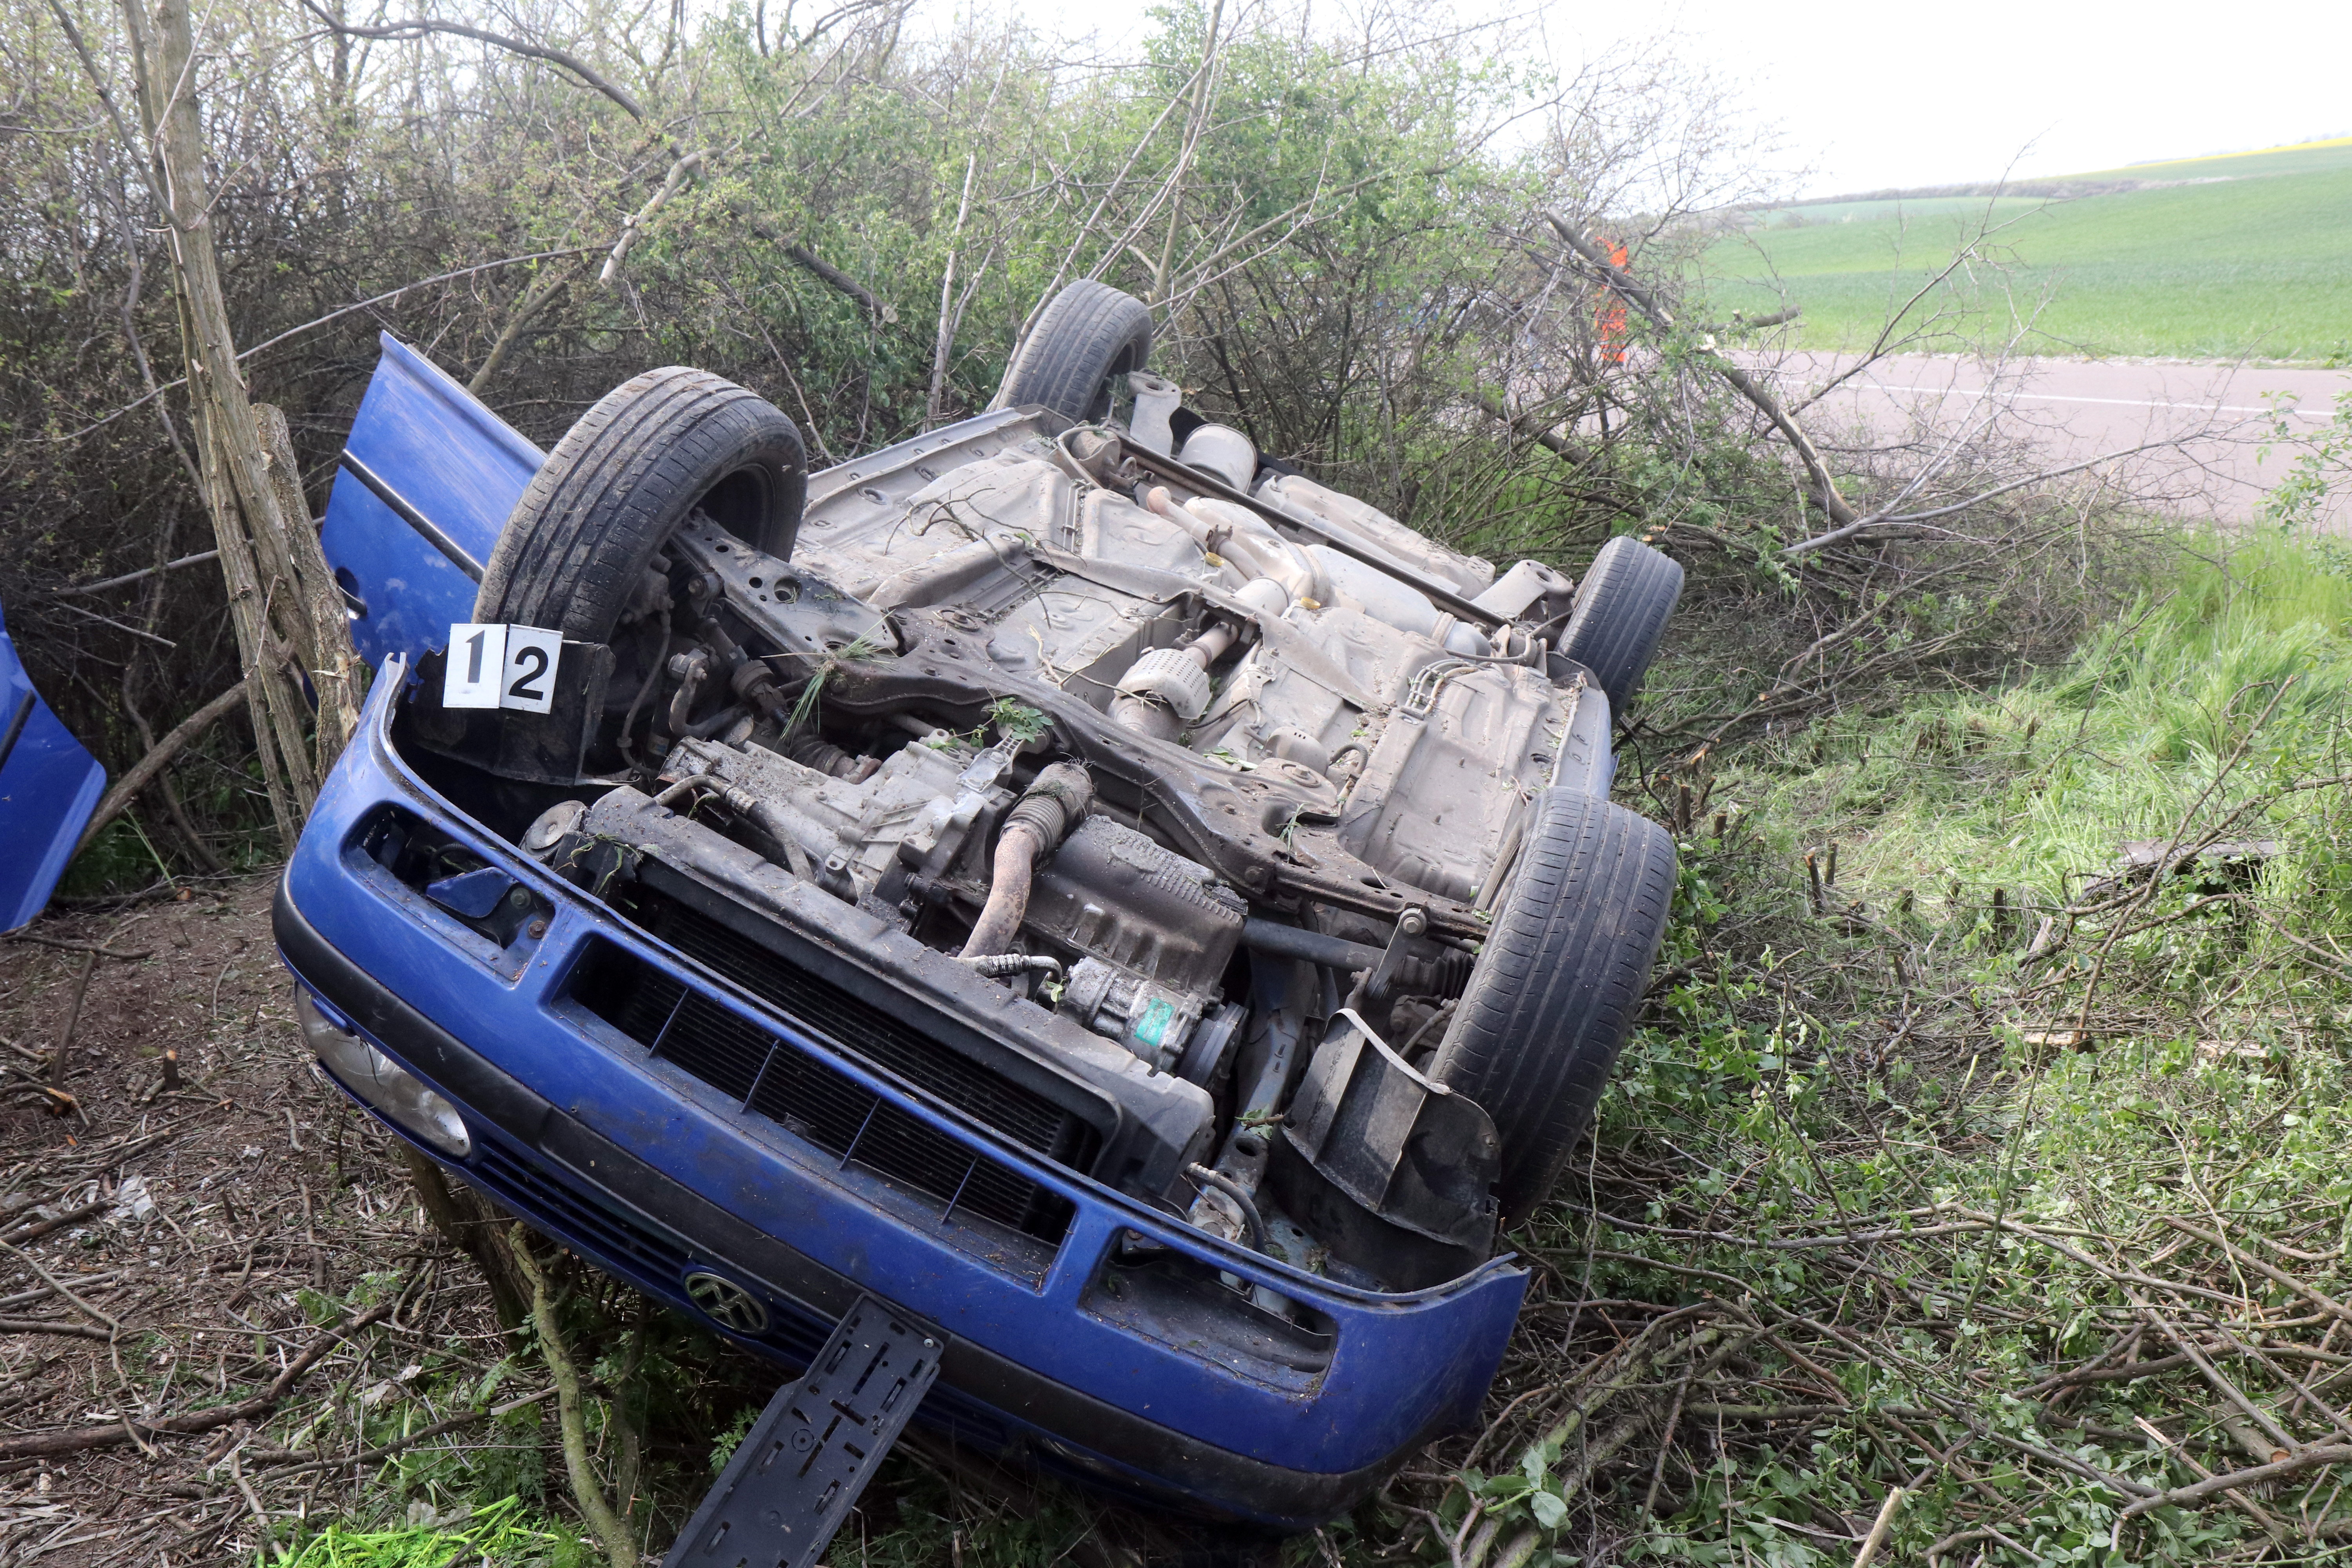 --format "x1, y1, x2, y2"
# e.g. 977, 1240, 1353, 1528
476, 367, 806, 642
1428, 789, 1676, 1225
996, 280, 1154, 423
1557, 535, 1683, 715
